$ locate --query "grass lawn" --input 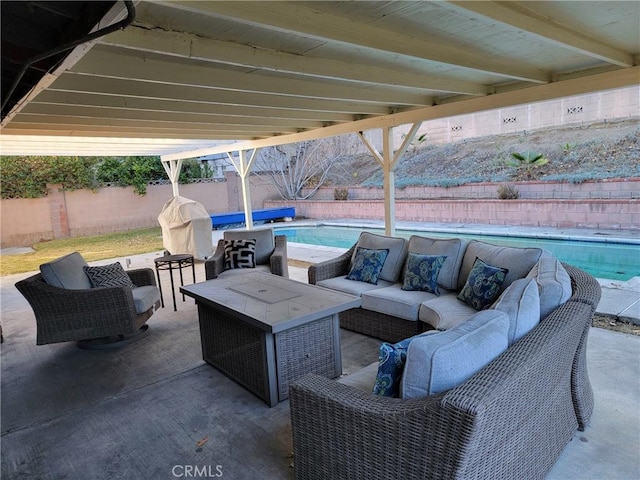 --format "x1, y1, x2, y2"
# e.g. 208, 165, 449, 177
0, 227, 164, 276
